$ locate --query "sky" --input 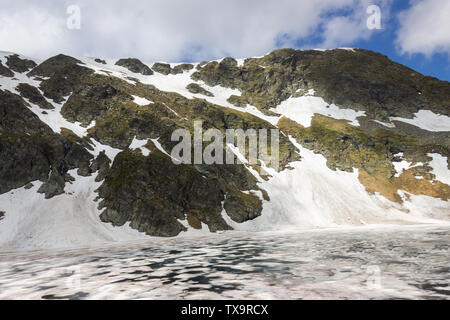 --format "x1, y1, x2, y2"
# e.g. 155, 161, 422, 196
0, 0, 449, 81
